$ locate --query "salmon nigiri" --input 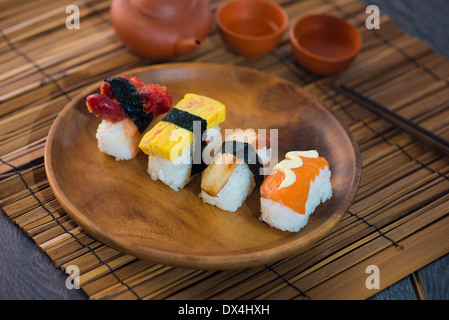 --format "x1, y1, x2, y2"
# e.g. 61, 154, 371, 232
259, 150, 332, 232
